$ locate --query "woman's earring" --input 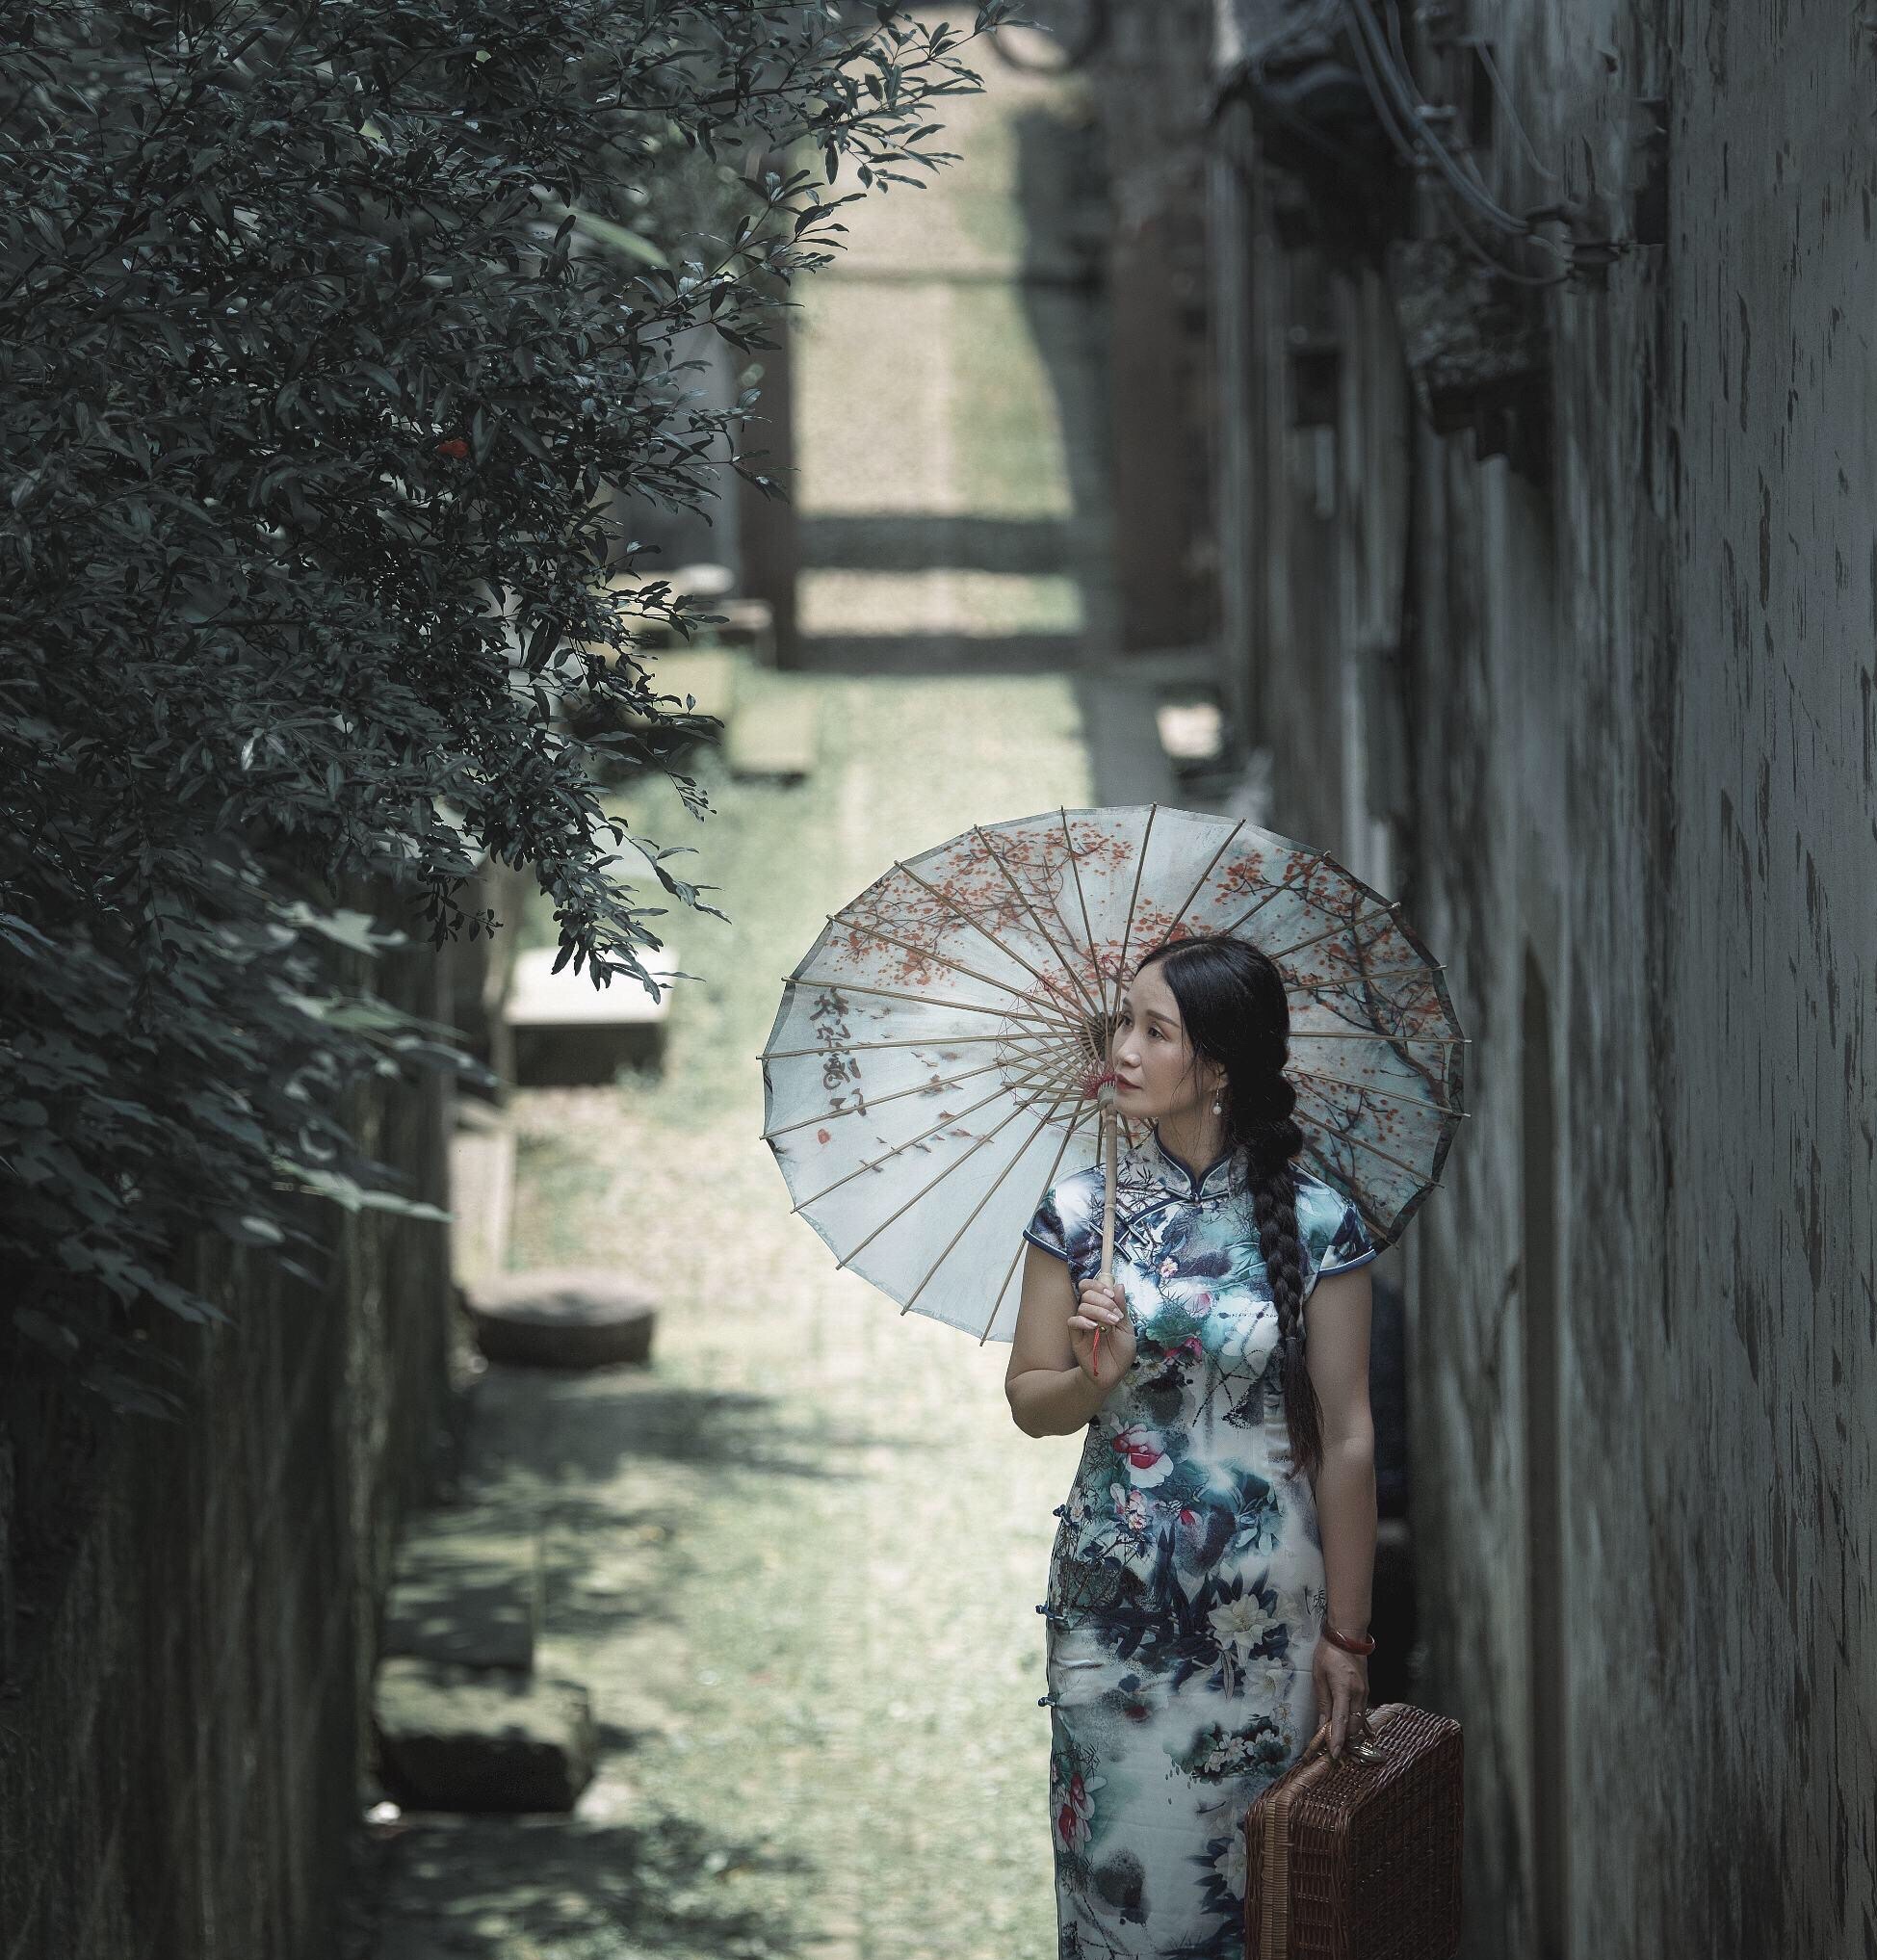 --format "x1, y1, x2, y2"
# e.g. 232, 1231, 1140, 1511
1212, 1086, 1224, 1115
